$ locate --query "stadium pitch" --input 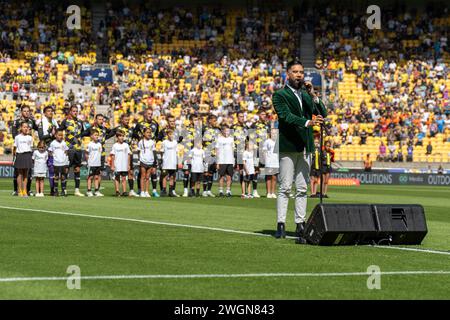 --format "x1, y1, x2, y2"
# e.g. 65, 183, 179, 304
0, 179, 449, 299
